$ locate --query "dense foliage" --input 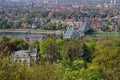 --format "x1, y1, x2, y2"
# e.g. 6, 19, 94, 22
0, 37, 120, 80
0, 37, 29, 51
